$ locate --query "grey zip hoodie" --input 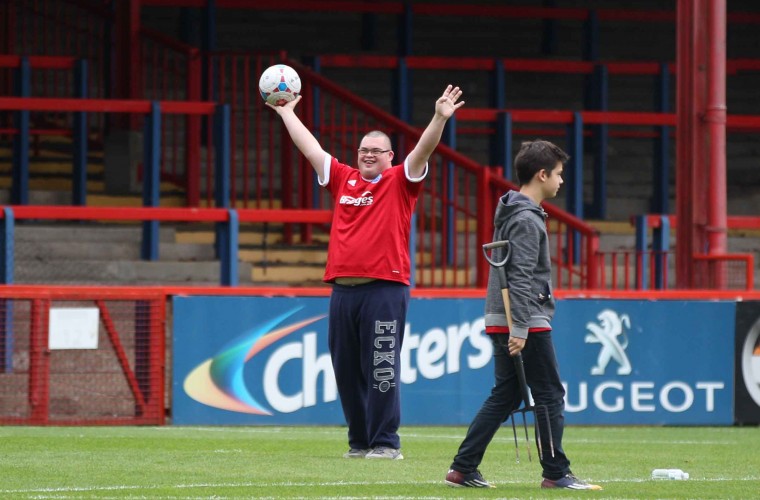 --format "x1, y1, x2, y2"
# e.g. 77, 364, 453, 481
484, 190, 555, 339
